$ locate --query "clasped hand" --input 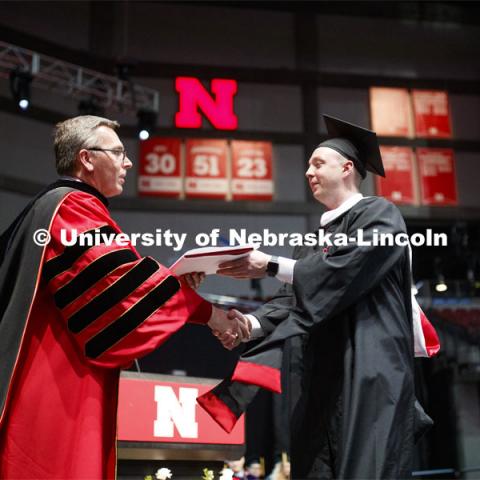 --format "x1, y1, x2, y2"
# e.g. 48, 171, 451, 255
216, 250, 271, 279
208, 307, 252, 350
180, 269, 255, 349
